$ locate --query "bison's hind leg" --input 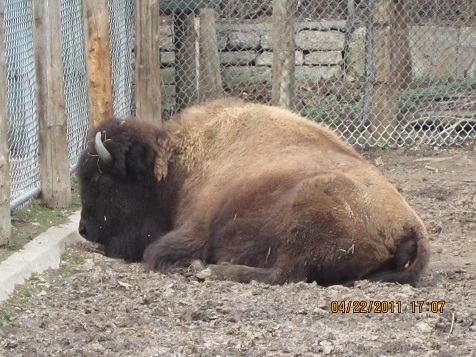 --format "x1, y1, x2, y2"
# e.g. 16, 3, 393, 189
143, 230, 207, 271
